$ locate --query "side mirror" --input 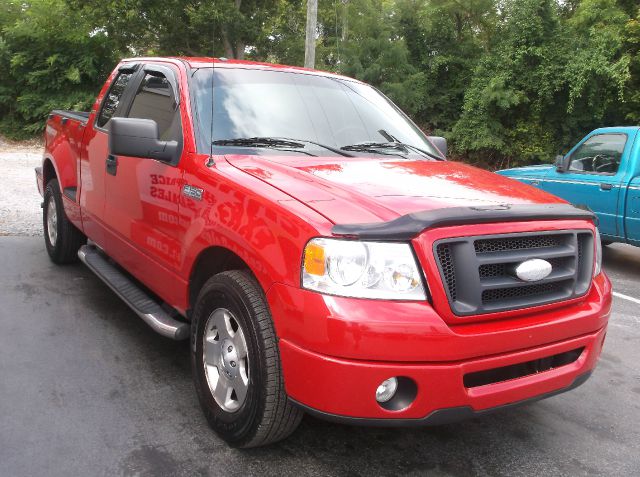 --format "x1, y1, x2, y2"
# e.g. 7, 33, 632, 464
428, 136, 447, 158
109, 117, 178, 163
555, 154, 566, 172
